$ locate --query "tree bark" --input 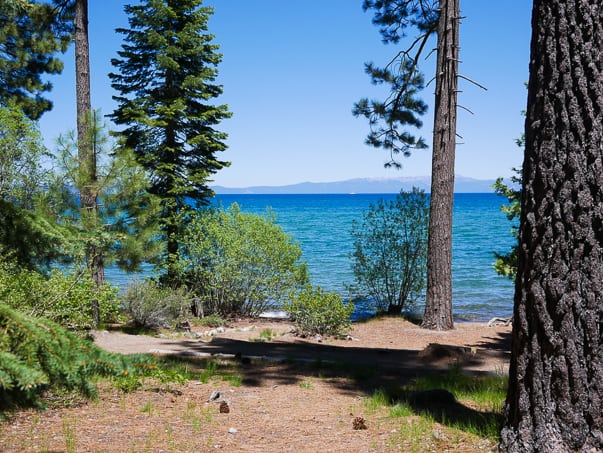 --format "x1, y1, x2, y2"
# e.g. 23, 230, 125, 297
75, 0, 102, 327
421, 0, 458, 331
500, 1, 603, 451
